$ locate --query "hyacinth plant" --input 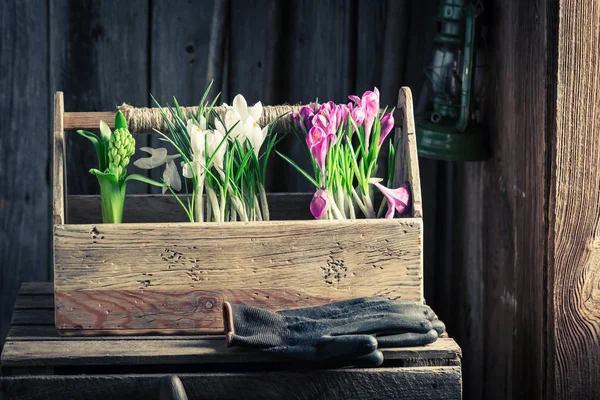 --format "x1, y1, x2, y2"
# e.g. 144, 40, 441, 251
76, 111, 166, 223
136, 84, 282, 222
283, 87, 411, 220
